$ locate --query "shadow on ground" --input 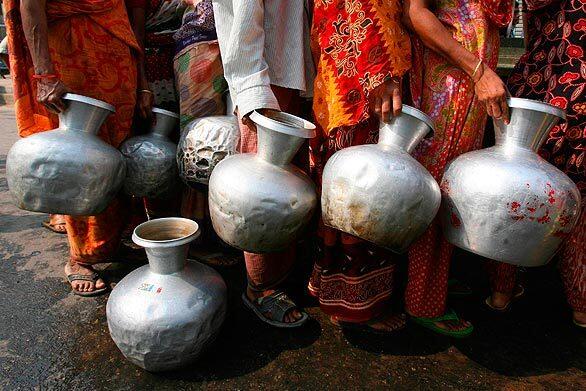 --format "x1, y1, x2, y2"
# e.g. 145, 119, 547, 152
1, 153, 585, 390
